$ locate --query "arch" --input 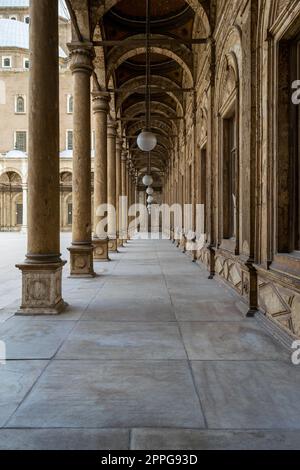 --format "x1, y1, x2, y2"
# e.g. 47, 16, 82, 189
93, 23, 106, 87
106, 35, 193, 86
127, 119, 175, 139
124, 100, 177, 119
60, 170, 73, 184
116, 75, 184, 113
16, 95, 25, 113
68, 0, 91, 41
67, 95, 73, 114
215, 26, 242, 111
92, 0, 211, 37
59, 167, 73, 175
0, 168, 24, 182
0, 171, 23, 230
